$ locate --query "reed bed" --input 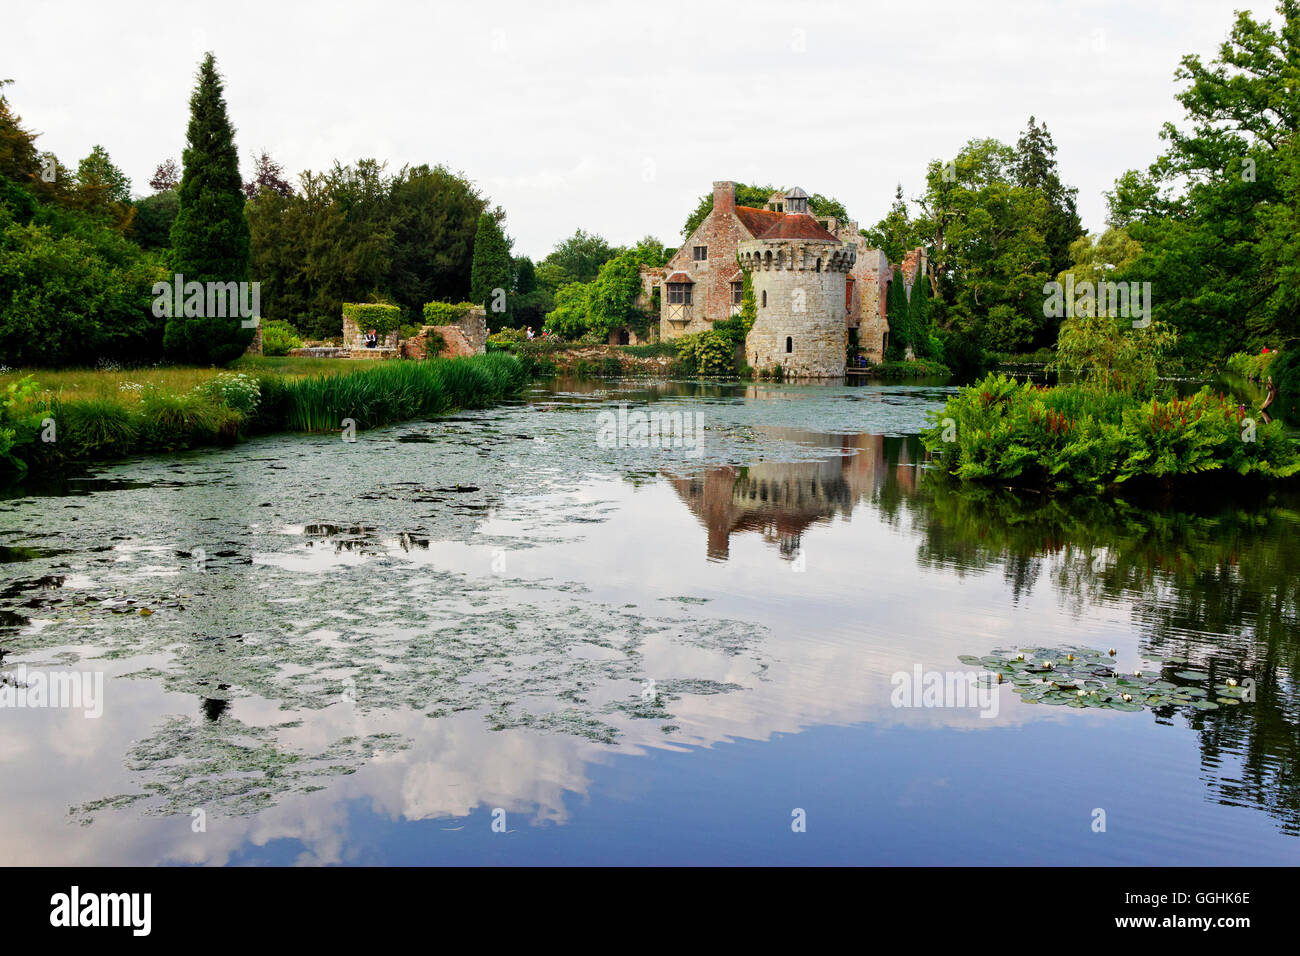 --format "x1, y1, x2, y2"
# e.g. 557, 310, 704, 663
1, 353, 527, 474
280, 353, 526, 432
